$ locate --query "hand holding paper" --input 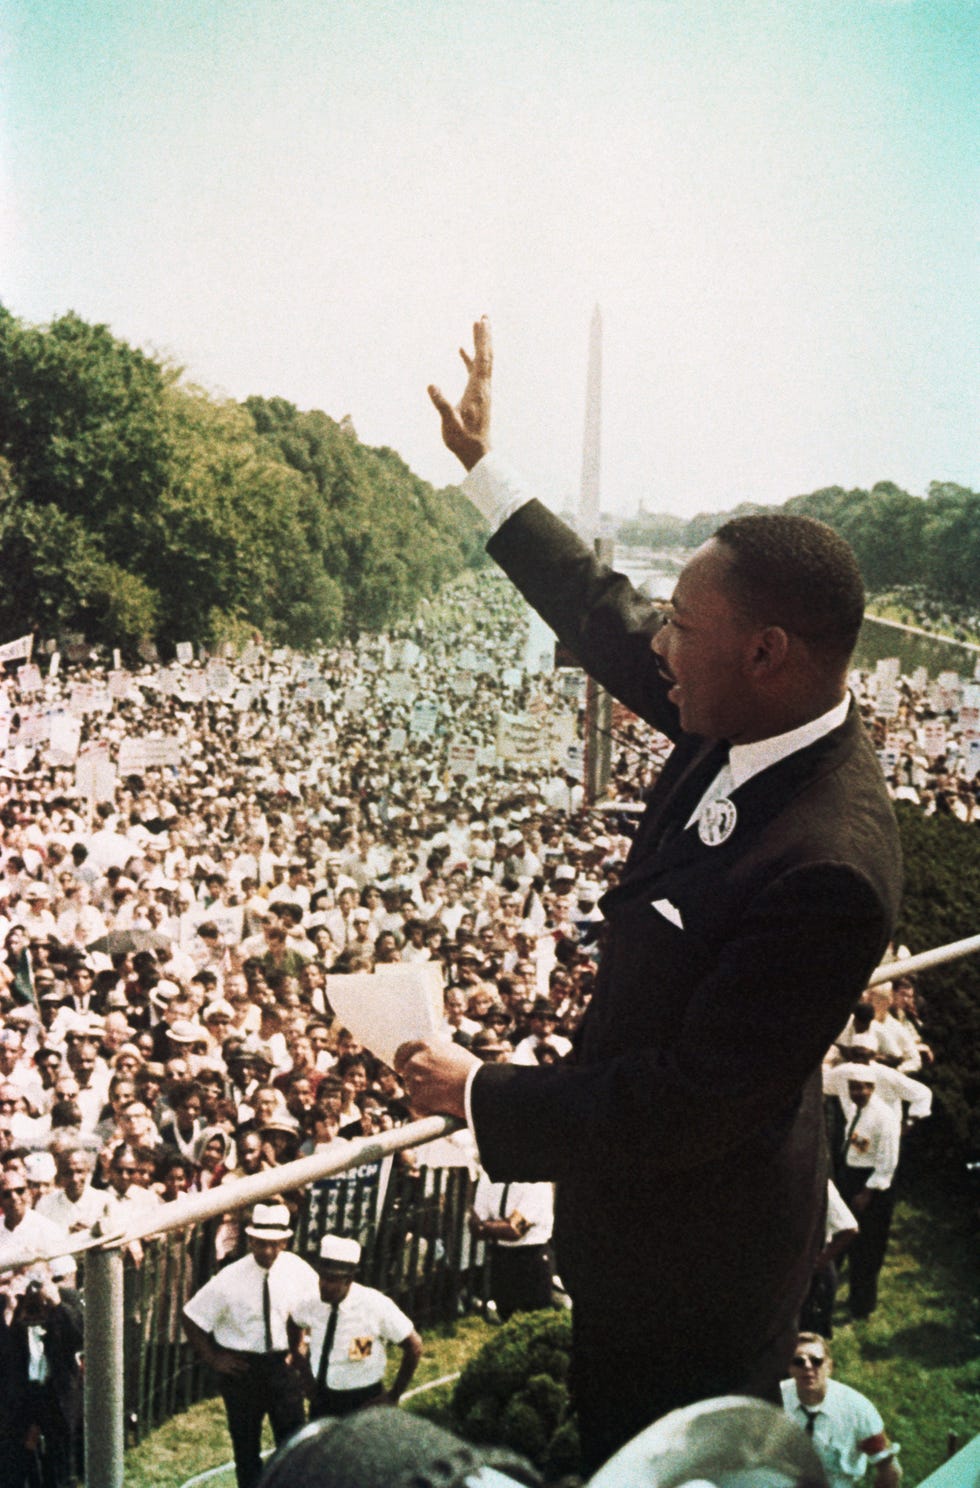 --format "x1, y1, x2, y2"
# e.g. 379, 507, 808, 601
395, 1038, 479, 1122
